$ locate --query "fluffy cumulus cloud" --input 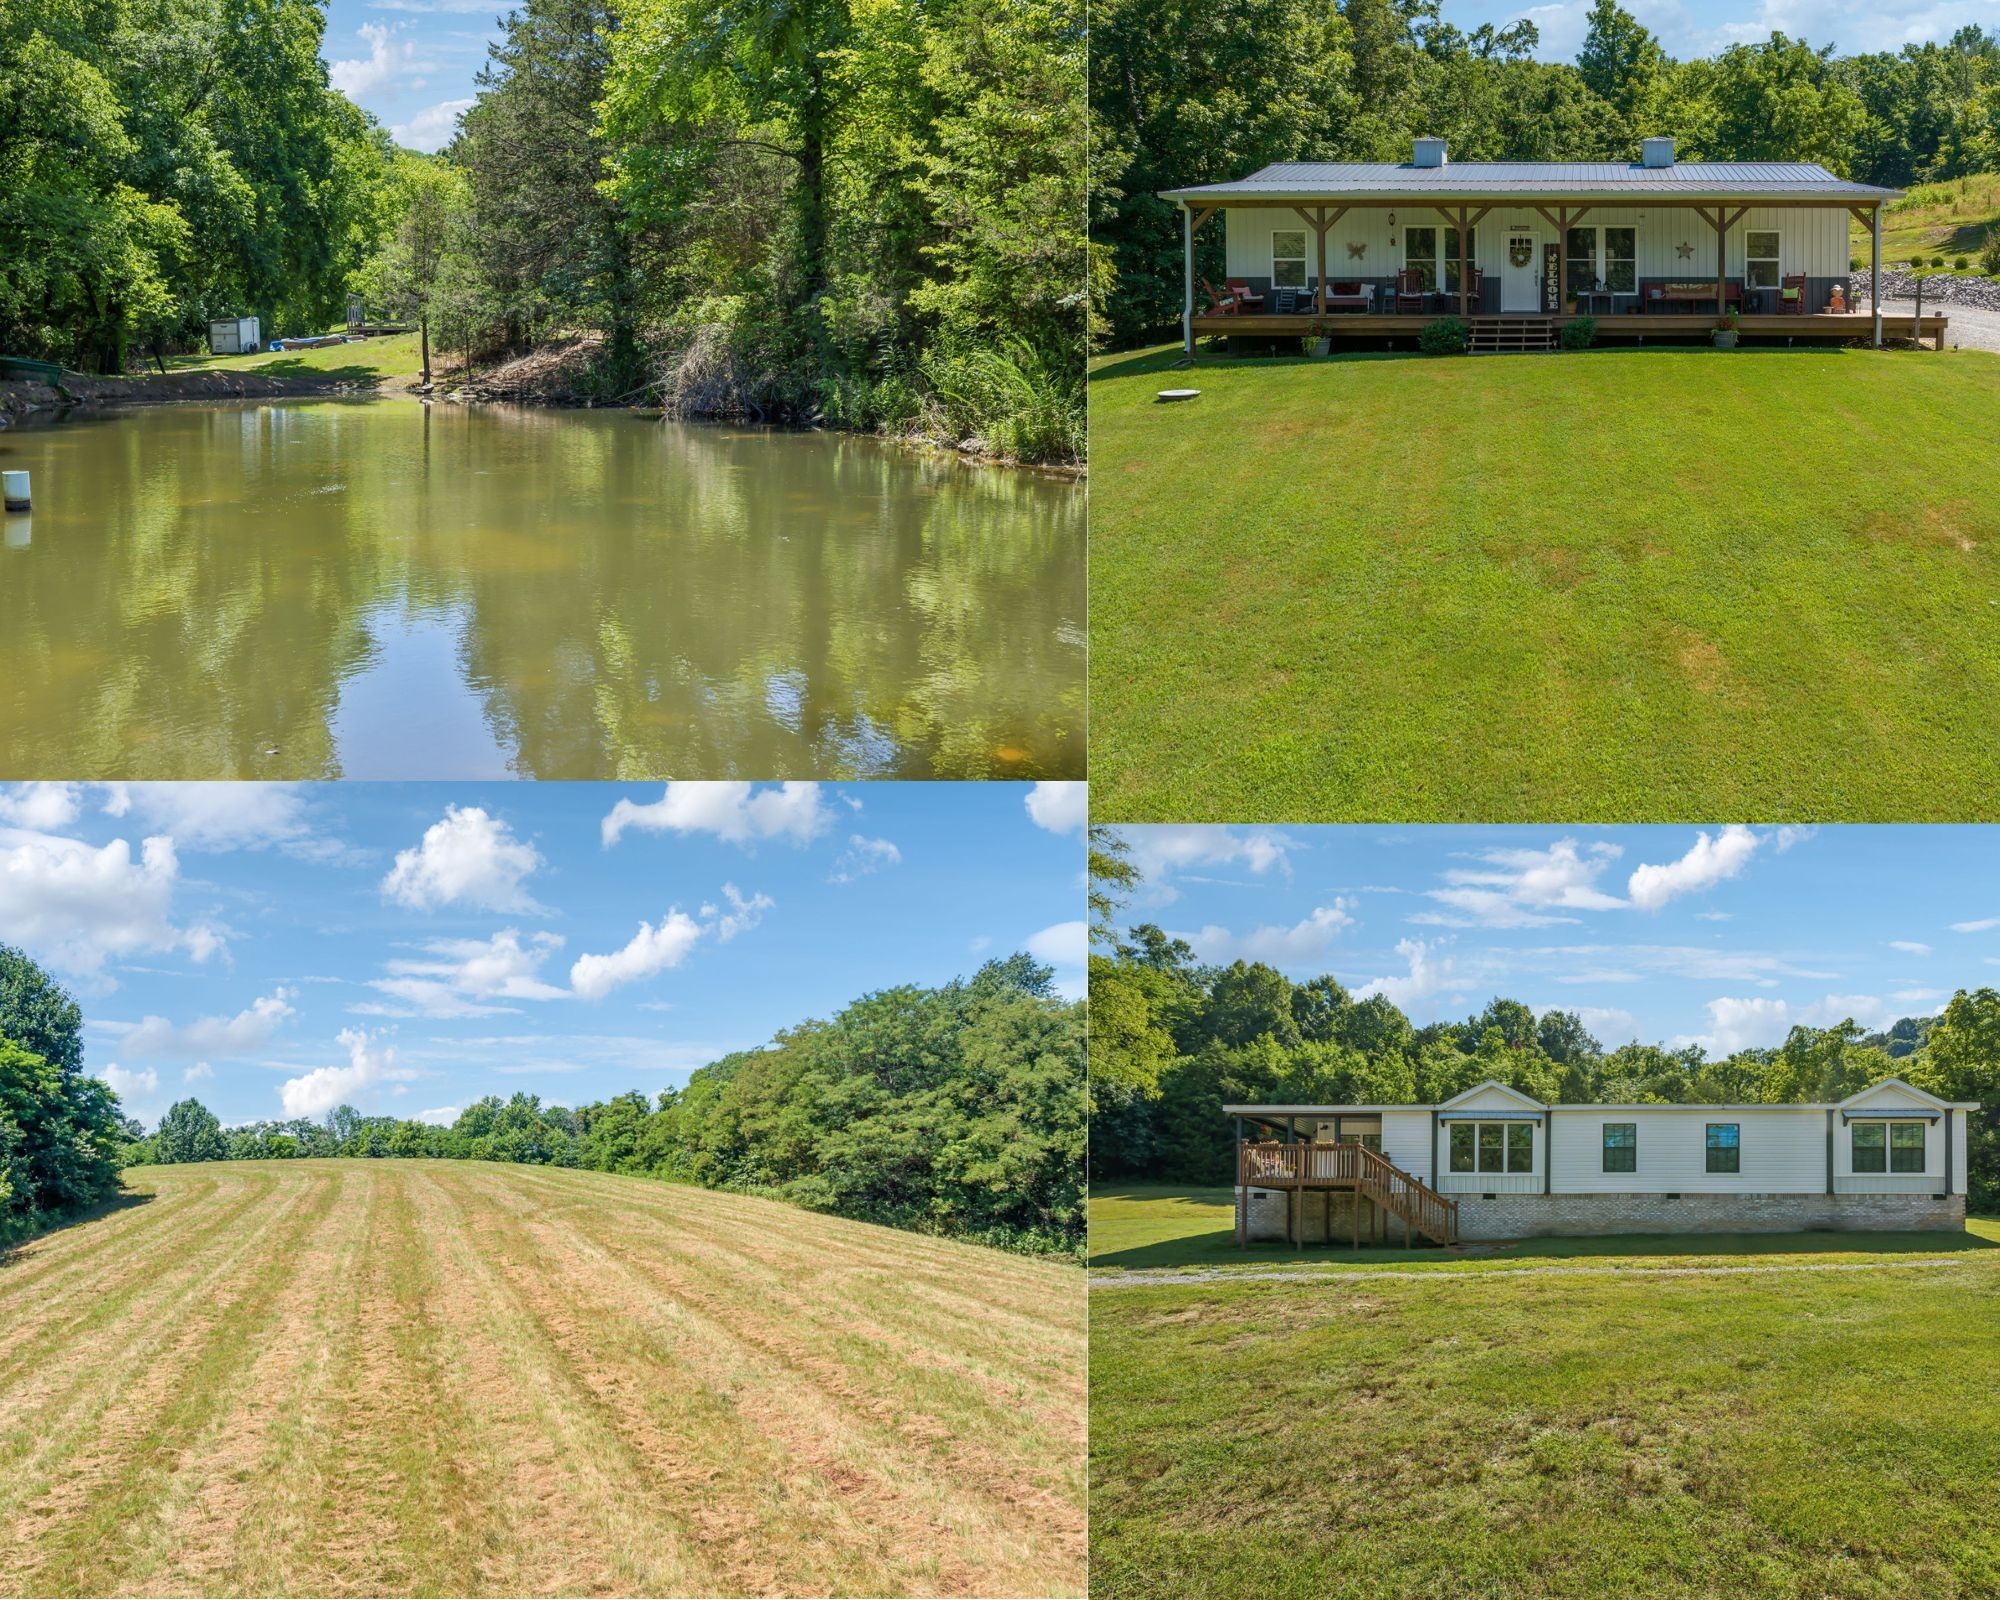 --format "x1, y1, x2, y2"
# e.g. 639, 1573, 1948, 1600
1024, 782, 1087, 835
570, 911, 706, 1001
382, 806, 545, 912
0, 831, 220, 977
183, 1062, 214, 1083
1572, 1006, 1638, 1042
1416, 838, 1625, 927
1681, 996, 1792, 1055
1180, 903, 1357, 968
327, 21, 421, 97
704, 884, 773, 942
601, 782, 833, 849
97, 1063, 159, 1101
828, 835, 901, 884
1627, 825, 1762, 911
280, 1029, 413, 1118
1797, 993, 1893, 1032
1356, 937, 1456, 1007
98, 783, 319, 853
1123, 825, 1293, 903
0, 783, 83, 830
362, 930, 568, 1018
391, 98, 472, 154
1026, 919, 1088, 968
116, 989, 296, 1057
414, 1105, 461, 1127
